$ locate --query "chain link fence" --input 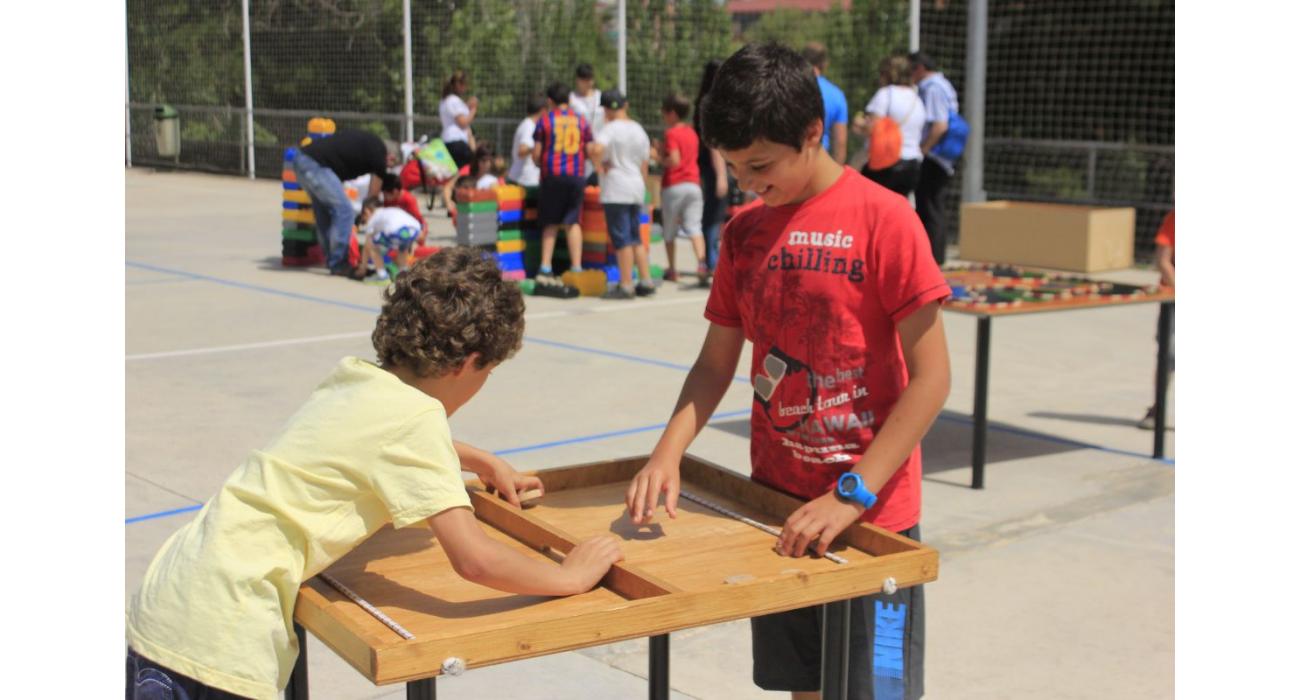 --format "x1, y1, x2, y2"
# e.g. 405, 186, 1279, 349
127, 0, 1172, 259
920, 0, 1174, 257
